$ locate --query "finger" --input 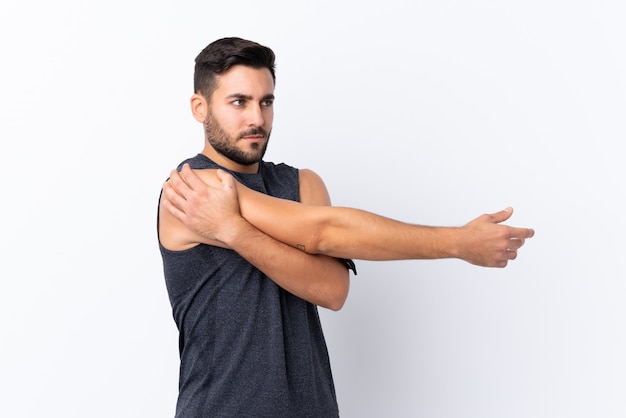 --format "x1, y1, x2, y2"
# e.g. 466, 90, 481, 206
180, 163, 209, 191
505, 248, 518, 260
167, 168, 193, 198
160, 190, 187, 220
493, 259, 508, 268
508, 226, 535, 239
216, 169, 236, 190
162, 167, 198, 209
161, 180, 188, 213
488, 207, 514, 224
507, 238, 525, 251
